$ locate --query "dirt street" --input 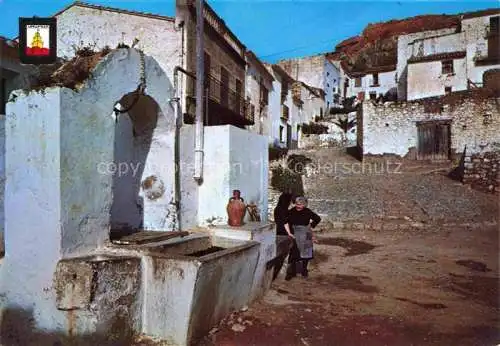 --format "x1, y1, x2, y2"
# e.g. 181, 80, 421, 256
198, 223, 499, 346
198, 148, 499, 346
